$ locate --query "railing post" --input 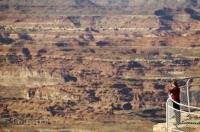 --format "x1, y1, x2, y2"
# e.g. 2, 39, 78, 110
166, 99, 169, 132
186, 79, 191, 115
